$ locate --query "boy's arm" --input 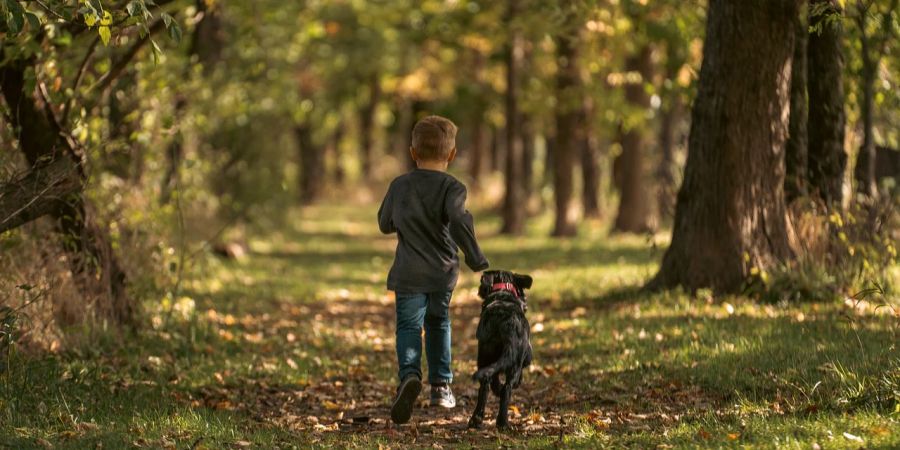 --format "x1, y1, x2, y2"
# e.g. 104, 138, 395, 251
445, 182, 489, 271
377, 185, 396, 234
